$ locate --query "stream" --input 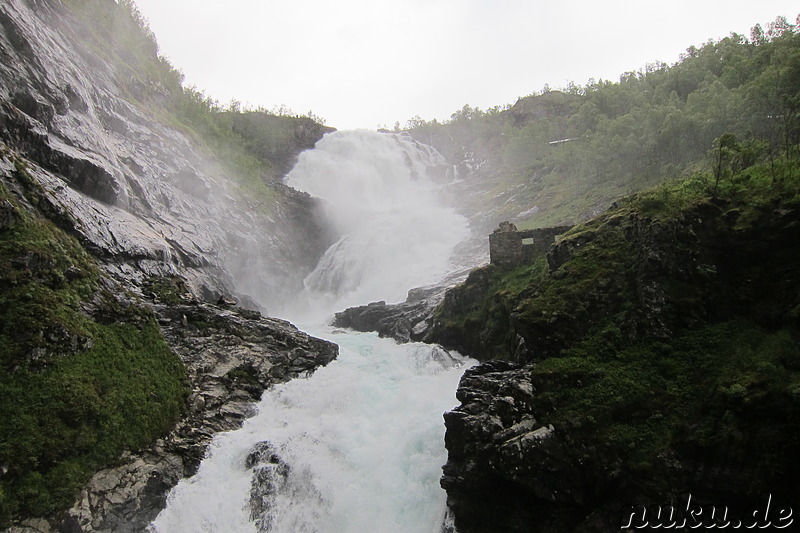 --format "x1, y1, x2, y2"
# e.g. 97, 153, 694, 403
151, 130, 476, 532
